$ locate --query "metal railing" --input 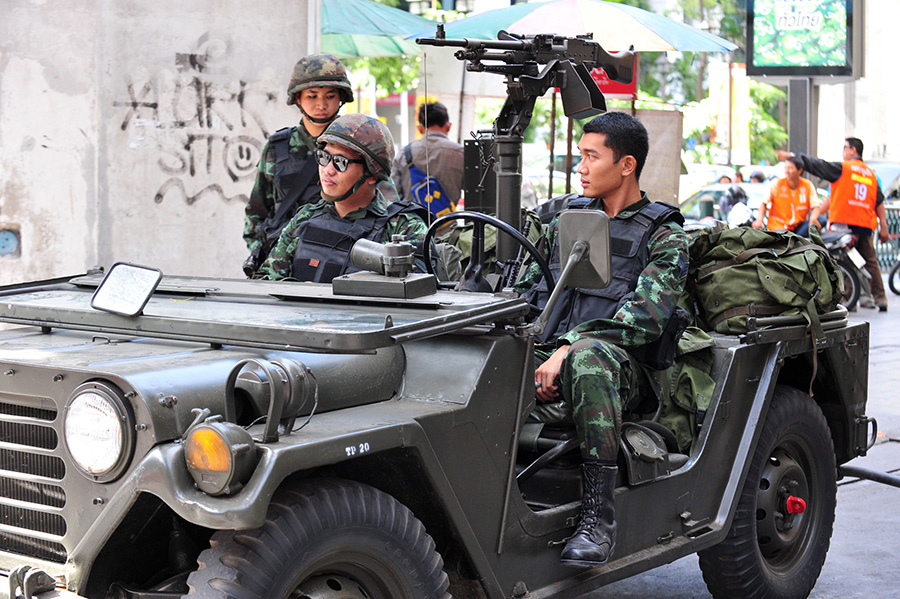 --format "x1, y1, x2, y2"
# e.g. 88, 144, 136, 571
875, 205, 900, 270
